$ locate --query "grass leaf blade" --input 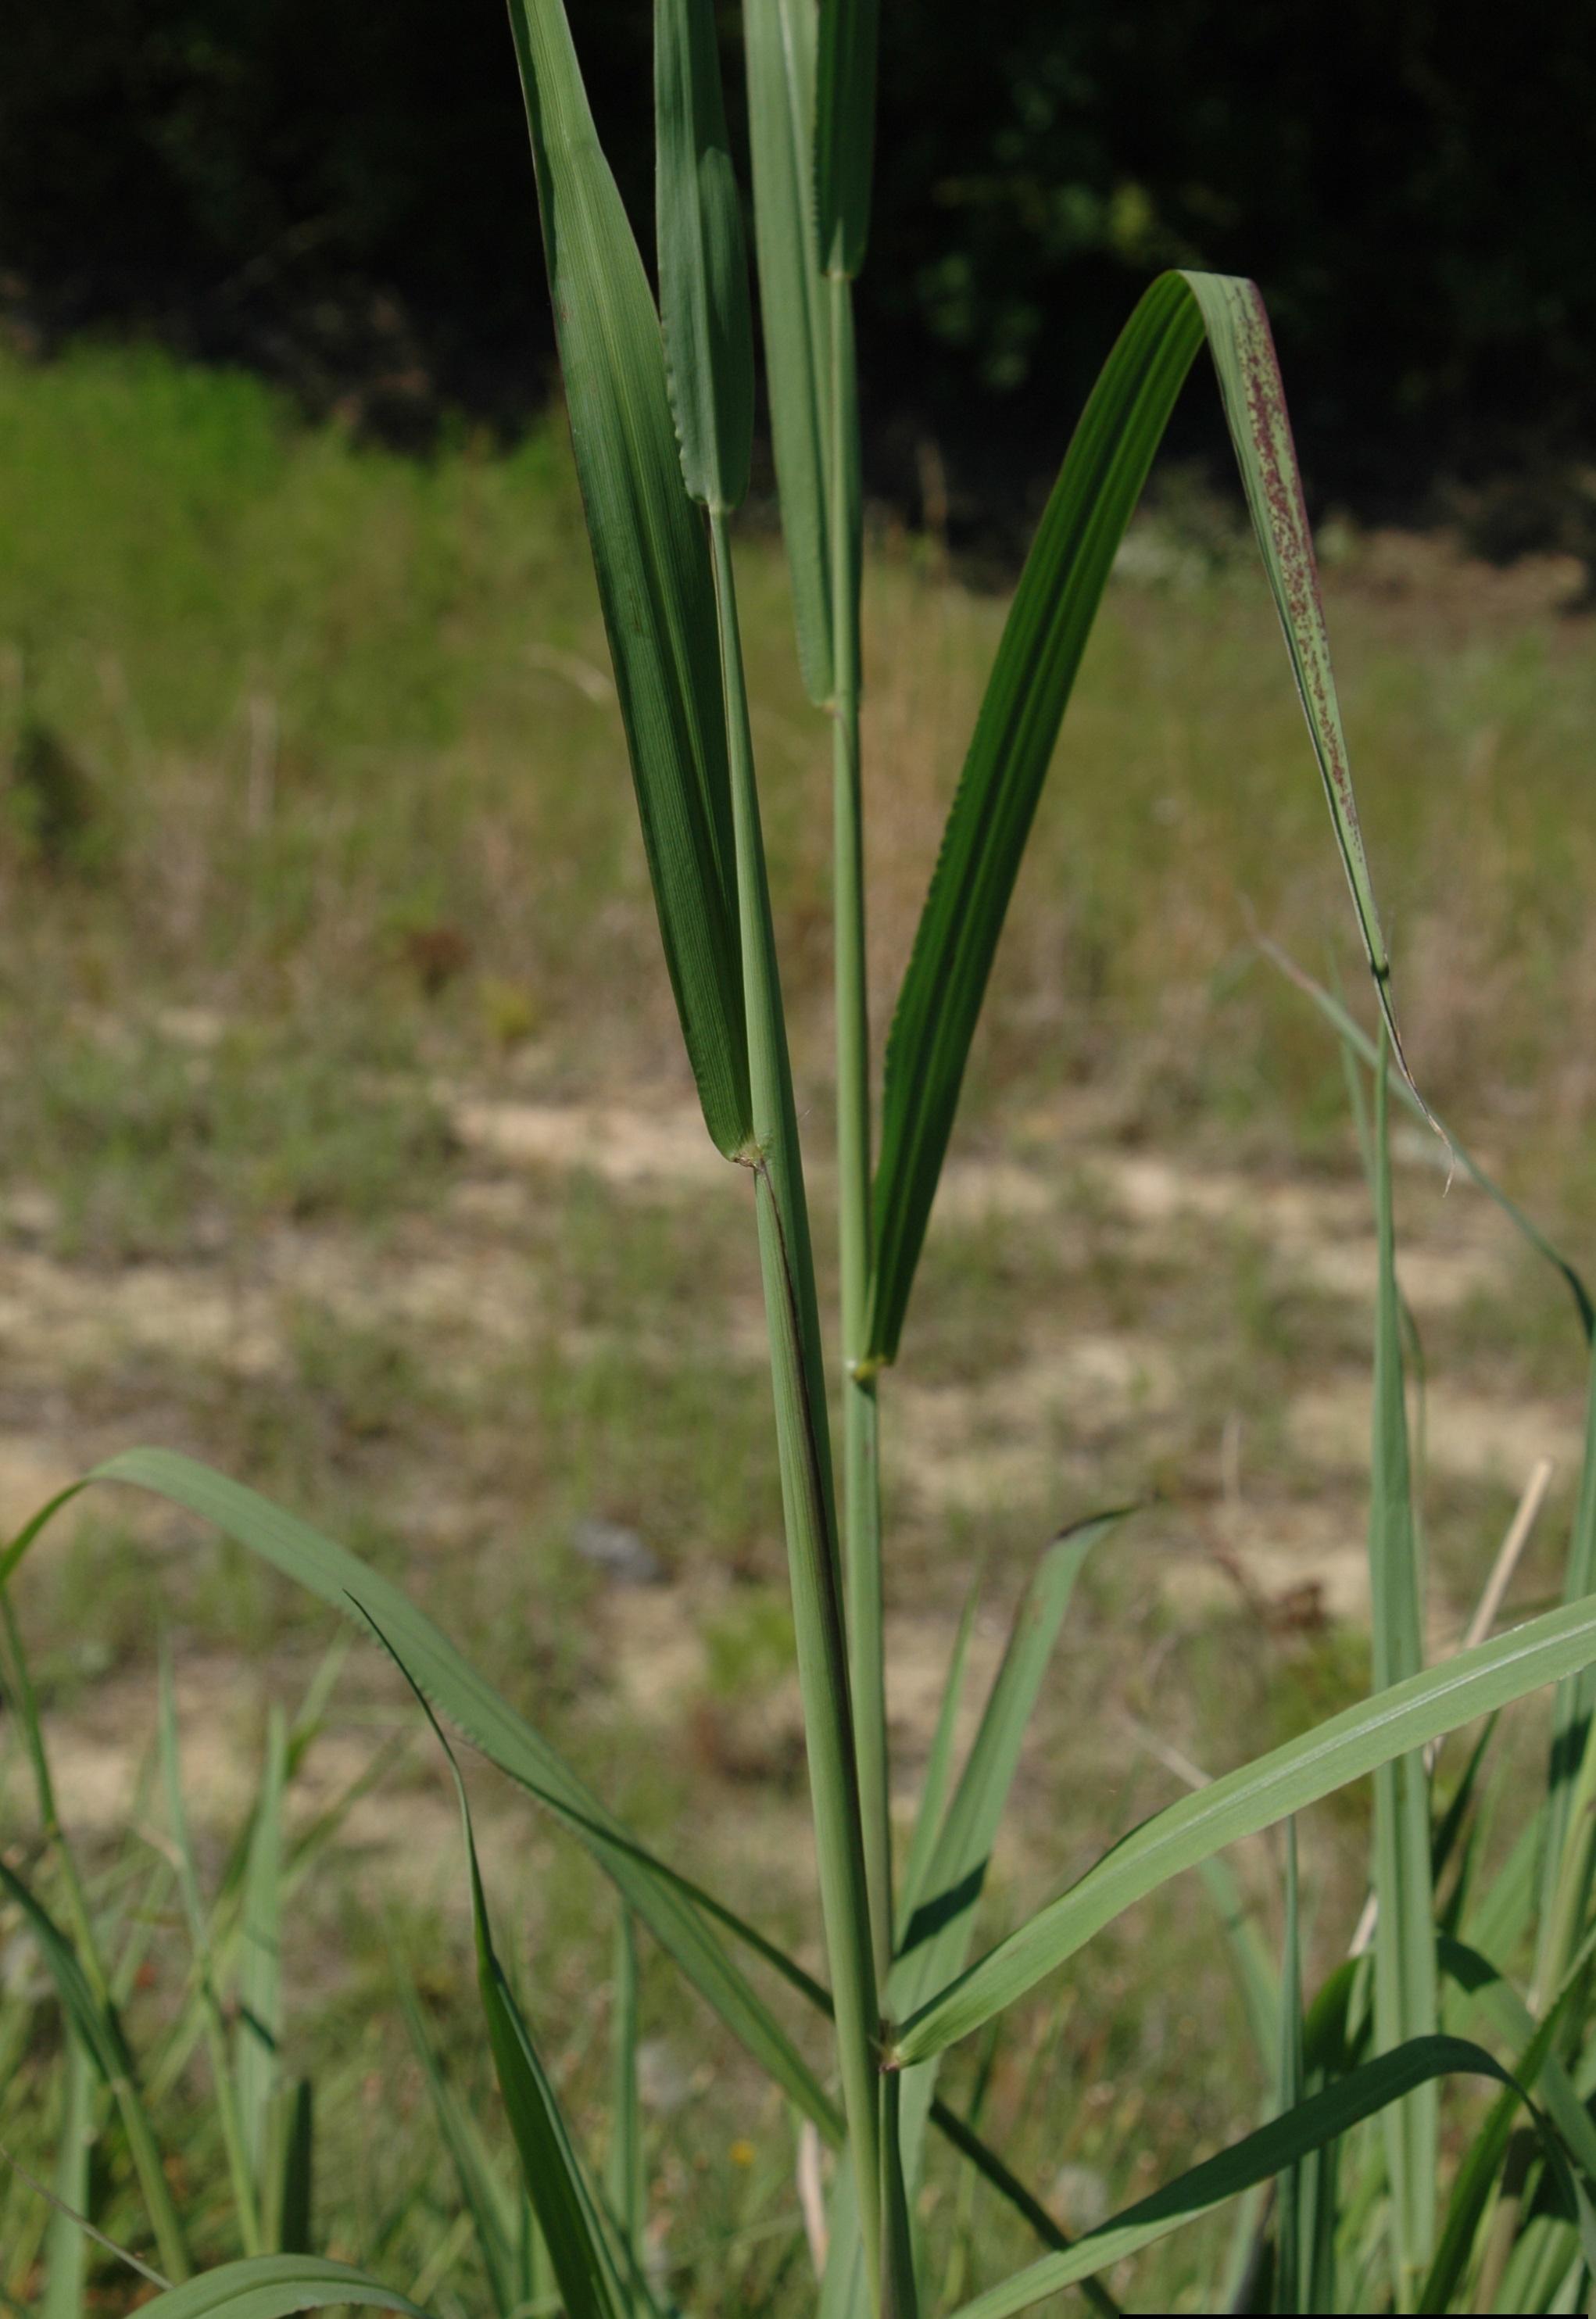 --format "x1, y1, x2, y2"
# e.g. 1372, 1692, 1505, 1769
122, 2256, 432, 2318
814, 0, 877, 276
894, 1591, 1596, 2067
869, 268, 1417, 1366
398, 1977, 521, 2318
1366, 1046, 1437, 2296
608, 1908, 647, 2311
824, 1516, 1119, 2316
1178, 271, 1410, 1093
896, 1512, 1124, 2002
41, 2031, 93, 2319
366, 1611, 627, 2319
158, 1648, 262, 2253
942, 2037, 1550, 2319
740, 0, 832, 699
656, 0, 754, 510
1274, 1822, 1304, 2315
67, 1451, 841, 2142
1258, 937, 1593, 1337
506, 0, 749, 1155
236, 1710, 286, 2219
896, 1580, 980, 1942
